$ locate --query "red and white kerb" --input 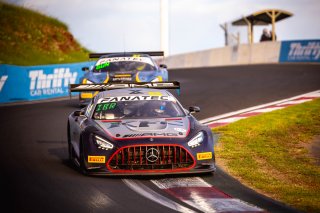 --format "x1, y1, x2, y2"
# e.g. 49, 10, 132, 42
152, 177, 264, 212
201, 90, 320, 129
